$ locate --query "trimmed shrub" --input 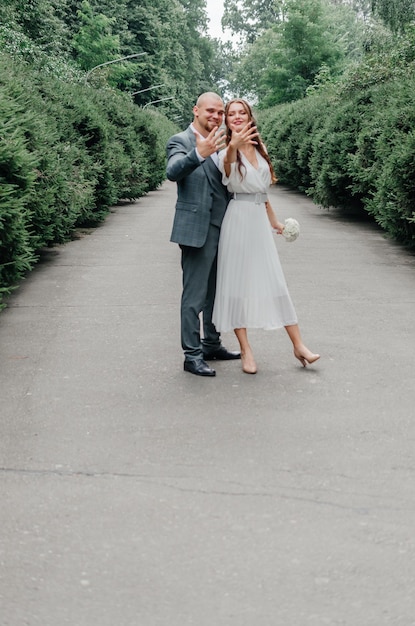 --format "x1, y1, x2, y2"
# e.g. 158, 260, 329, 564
358, 79, 415, 243
0, 93, 37, 292
259, 60, 415, 248
259, 94, 332, 192
0, 52, 177, 308
307, 93, 369, 211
